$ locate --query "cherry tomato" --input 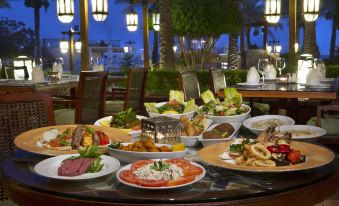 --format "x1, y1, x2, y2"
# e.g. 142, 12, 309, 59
164, 159, 191, 170
167, 176, 195, 186
183, 165, 203, 176
219, 111, 225, 116
130, 160, 154, 171
49, 139, 61, 147
130, 125, 141, 131
287, 150, 302, 164
119, 170, 138, 184
137, 179, 169, 187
